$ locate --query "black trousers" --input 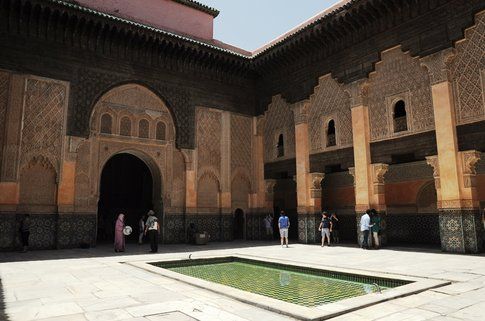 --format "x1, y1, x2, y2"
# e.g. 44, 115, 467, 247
148, 230, 159, 252
21, 231, 30, 247
362, 230, 370, 248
